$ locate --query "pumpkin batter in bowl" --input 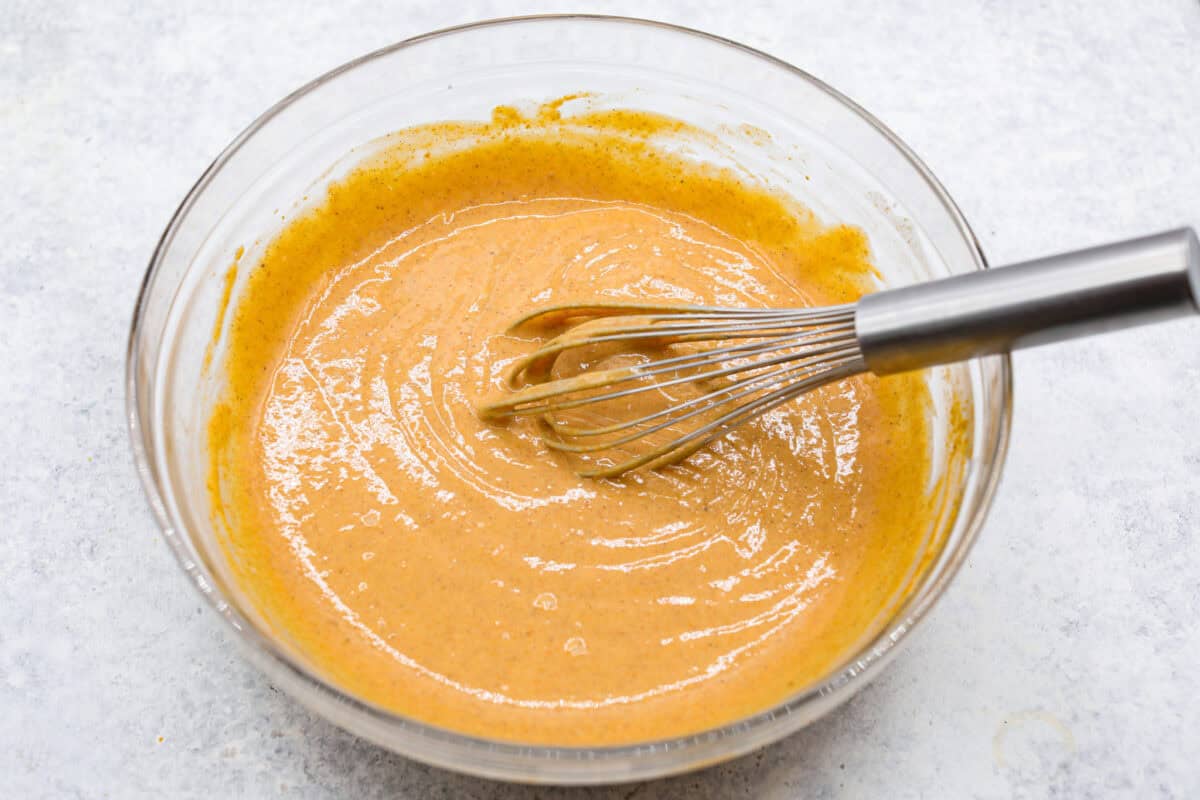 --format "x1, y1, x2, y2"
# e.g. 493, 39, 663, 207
207, 104, 955, 745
